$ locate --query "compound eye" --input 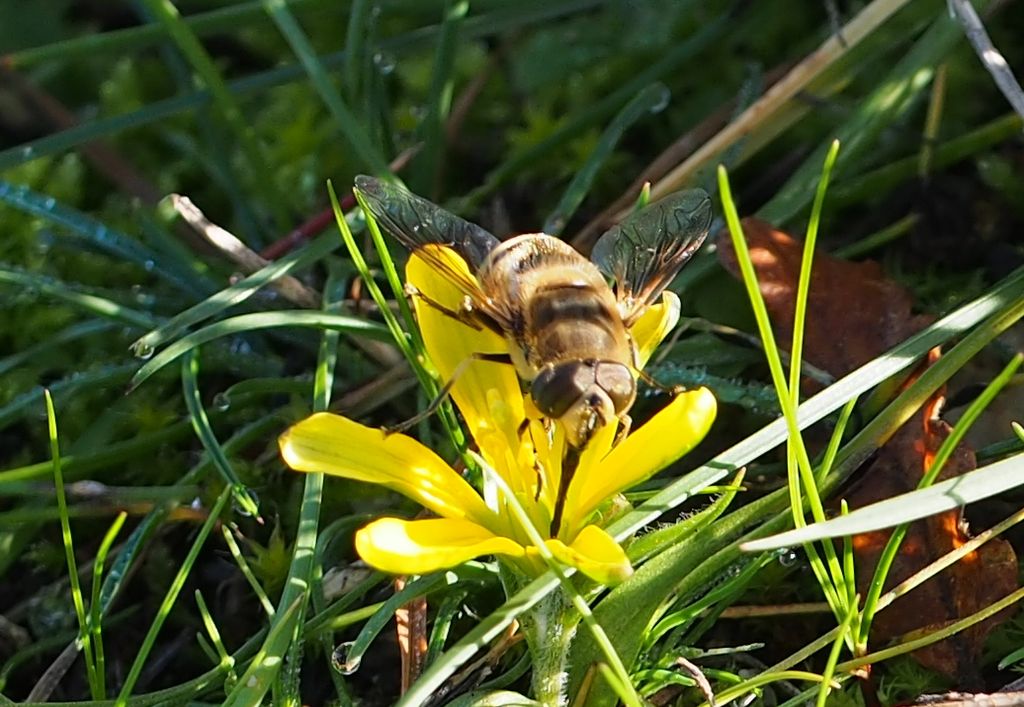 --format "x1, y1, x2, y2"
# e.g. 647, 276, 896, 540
531, 362, 593, 418
595, 362, 636, 413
